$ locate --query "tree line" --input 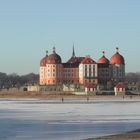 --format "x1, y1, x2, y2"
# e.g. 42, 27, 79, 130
0, 72, 39, 89
0, 72, 140, 89
125, 72, 140, 83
